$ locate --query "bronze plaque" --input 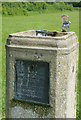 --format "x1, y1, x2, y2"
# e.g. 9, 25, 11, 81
14, 59, 49, 105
